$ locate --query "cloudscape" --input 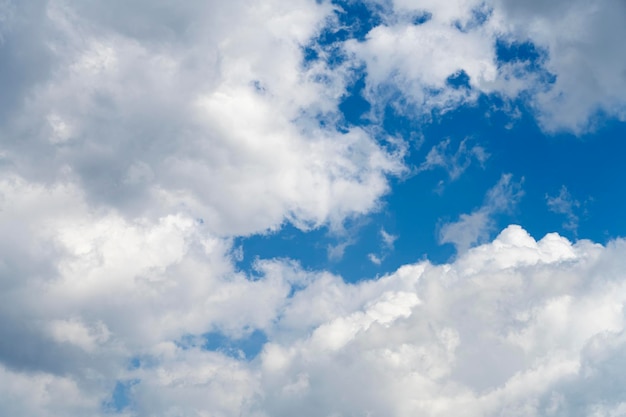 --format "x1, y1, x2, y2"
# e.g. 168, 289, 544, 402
2, 1, 626, 416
